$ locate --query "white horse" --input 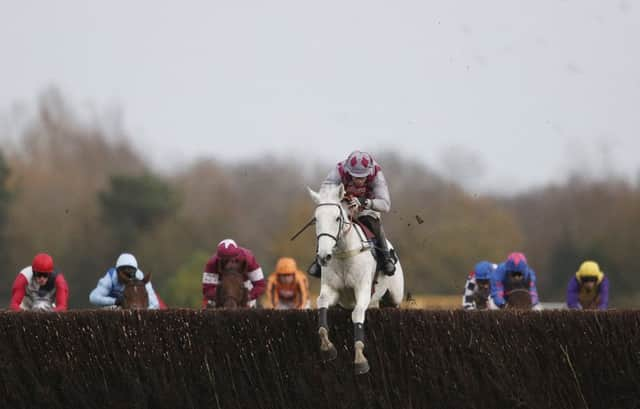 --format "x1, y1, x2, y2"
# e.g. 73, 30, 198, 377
307, 183, 404, 374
